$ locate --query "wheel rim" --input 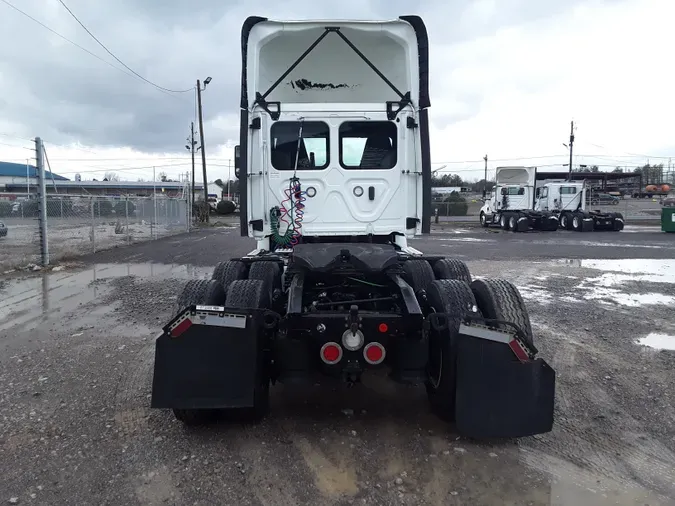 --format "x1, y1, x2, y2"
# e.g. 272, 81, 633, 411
509, 217, 516, 229
480, 213, 485, 225
561, 216, 567, 227
573, 216, 580, 228
500, 215, 506, 227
